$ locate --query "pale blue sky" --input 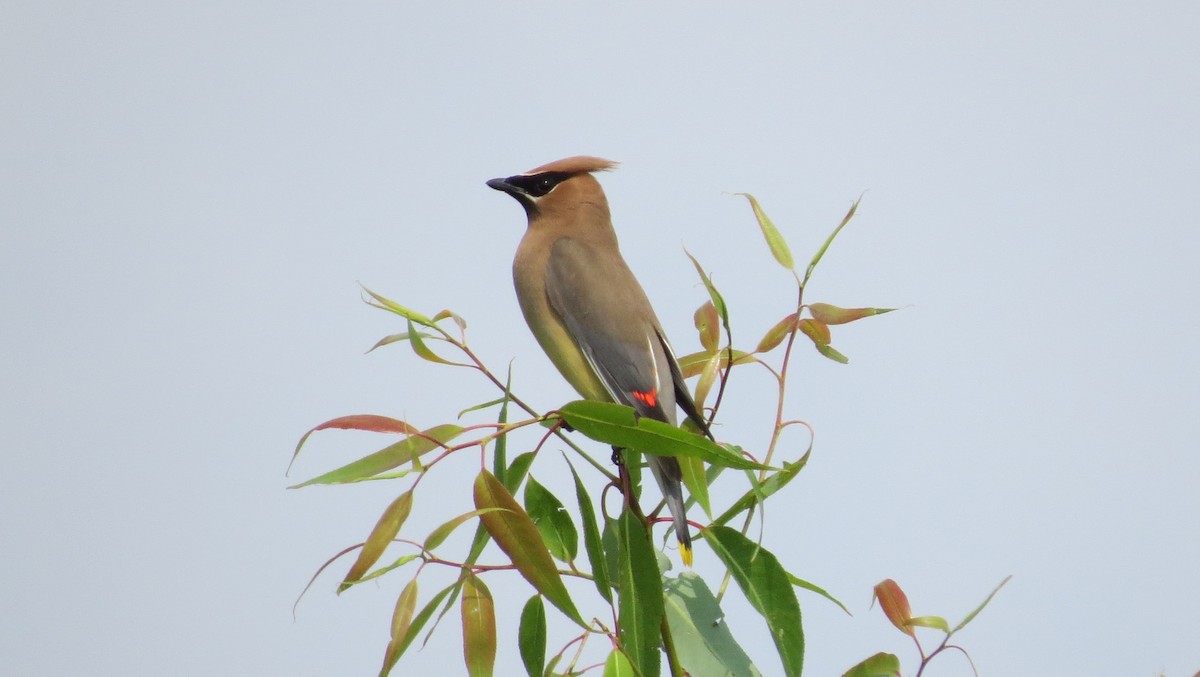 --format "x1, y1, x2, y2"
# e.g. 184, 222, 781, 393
2, 3, 1198, 675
